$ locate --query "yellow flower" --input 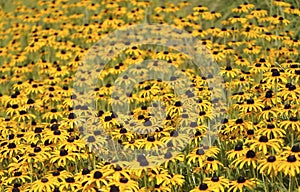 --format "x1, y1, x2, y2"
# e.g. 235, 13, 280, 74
229, 177, 259, 192
257, 155, 279, 176
29, 177, 58, 192
278, 155, 300, 176
246, 135, 283, 154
